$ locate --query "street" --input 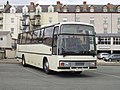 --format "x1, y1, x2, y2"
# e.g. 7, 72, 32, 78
0, 62, 120, 90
